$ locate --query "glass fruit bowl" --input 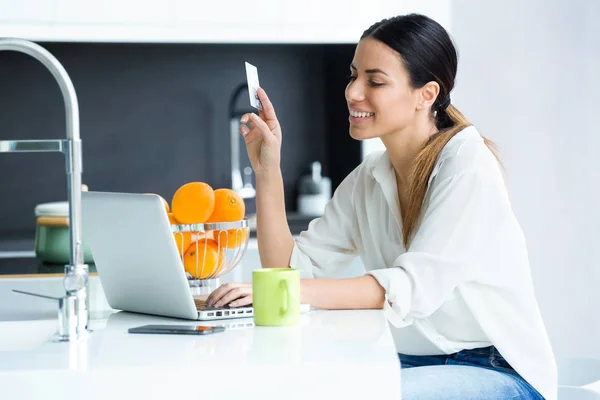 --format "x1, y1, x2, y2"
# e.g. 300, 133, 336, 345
171, 219, 249, 293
